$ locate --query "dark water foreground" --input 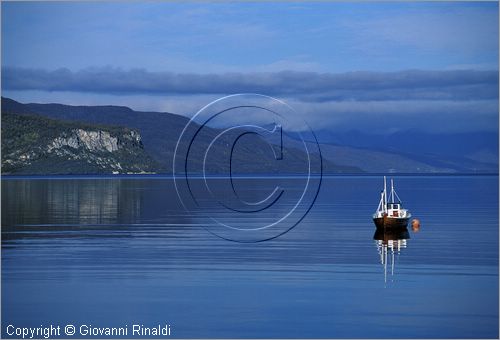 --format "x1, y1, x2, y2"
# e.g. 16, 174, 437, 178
2, 175, 498, 338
